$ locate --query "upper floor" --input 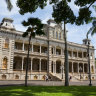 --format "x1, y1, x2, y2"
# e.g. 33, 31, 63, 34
0, 18, 95, 61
